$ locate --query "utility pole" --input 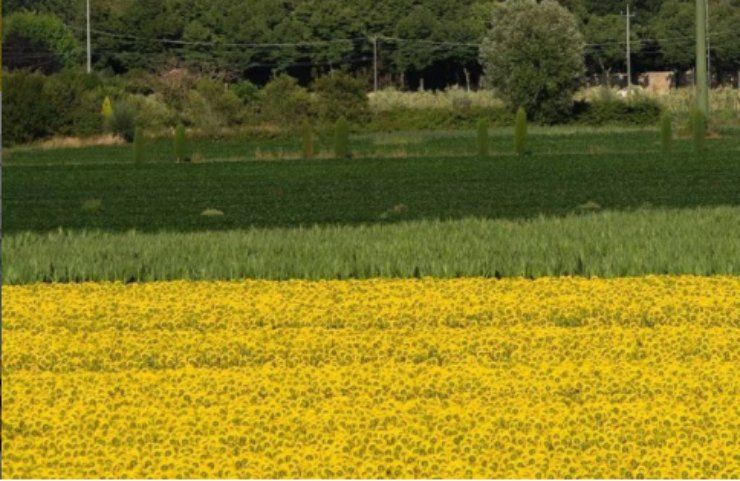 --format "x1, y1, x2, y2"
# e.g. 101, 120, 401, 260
696, 0, 709, 116
373, 36, 379, 92
622, 4, 635, 87
705, 0, 710, 87
86, 0, 92, 74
